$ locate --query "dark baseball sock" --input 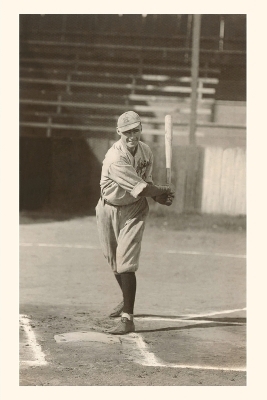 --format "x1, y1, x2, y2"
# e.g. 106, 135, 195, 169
114, 273, 123, 291
120, 272, 136, 315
